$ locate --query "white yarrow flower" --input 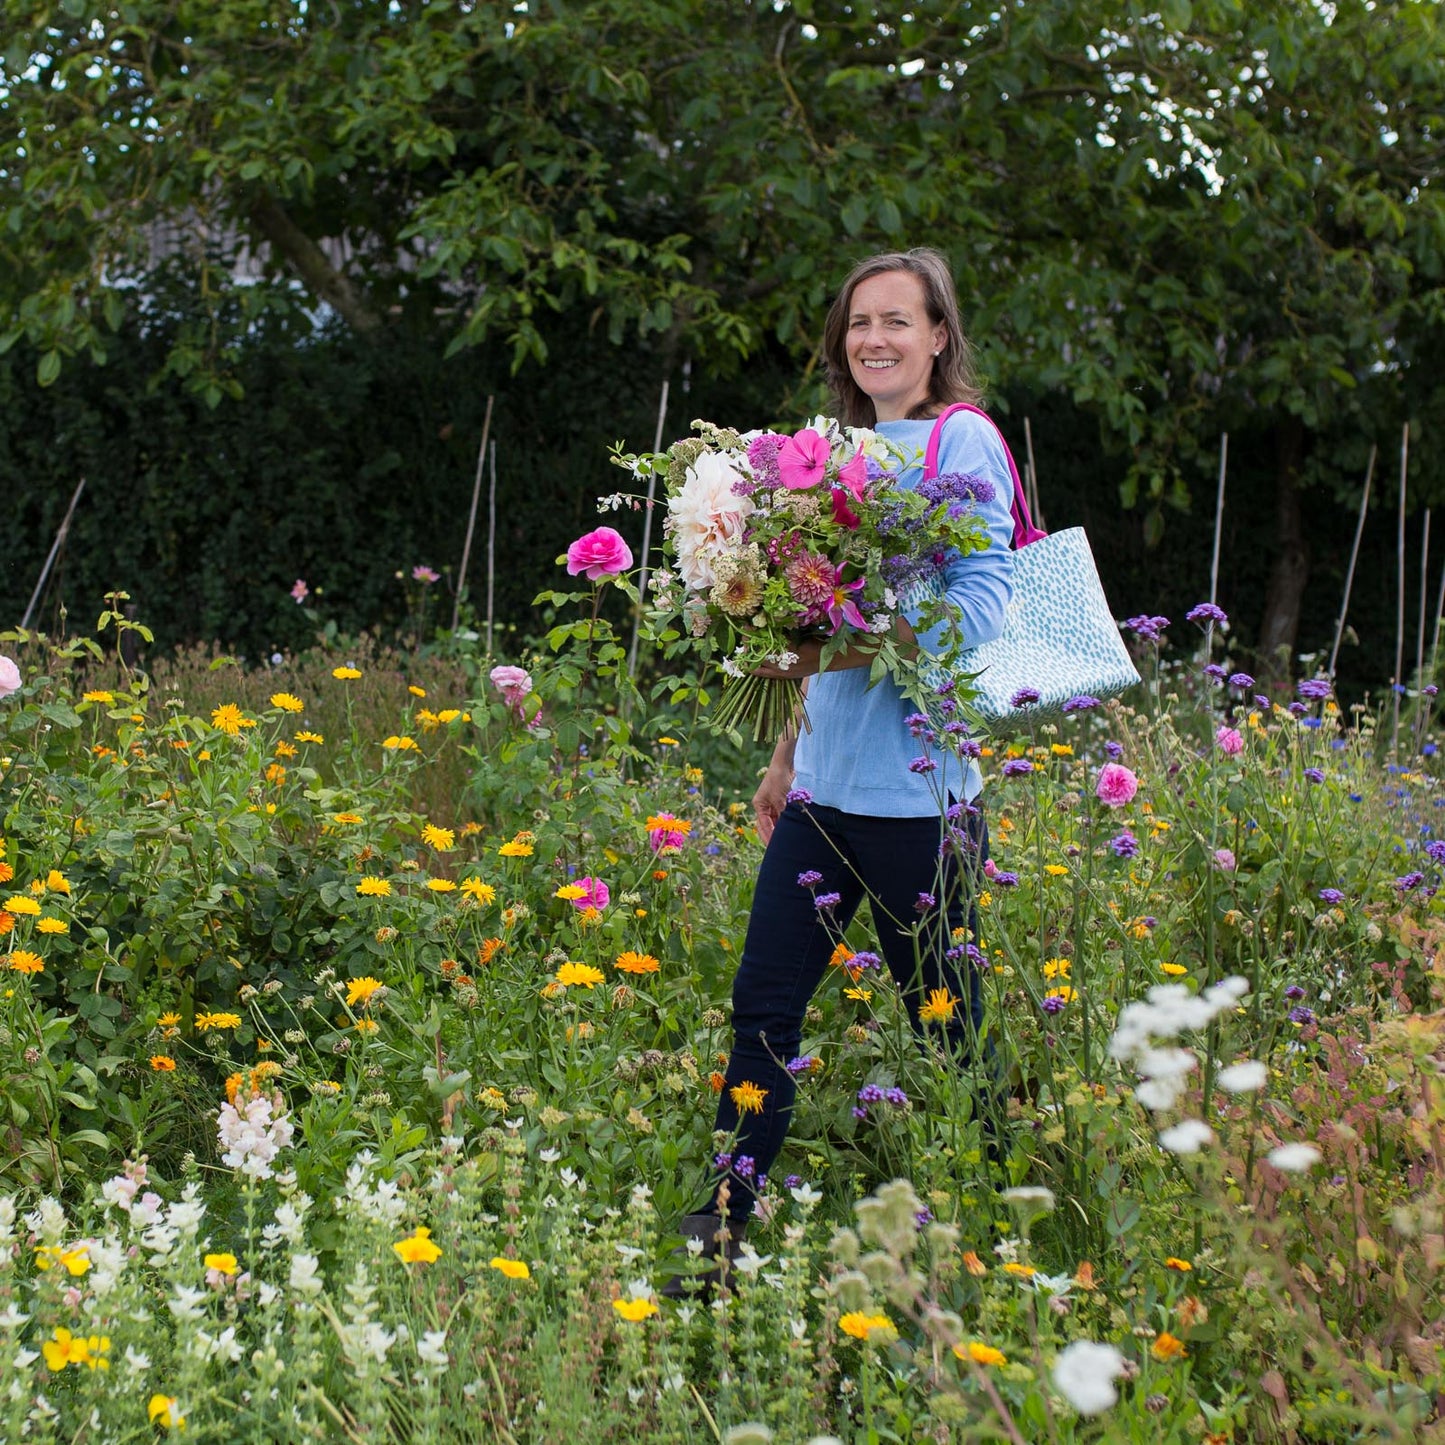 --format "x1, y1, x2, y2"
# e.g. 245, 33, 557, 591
1052, 1339, 1126, 1415
1267, 1142, 1322, 1173
1216, 1060, 1268, 1094
1158, 1119, 1215, 1154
